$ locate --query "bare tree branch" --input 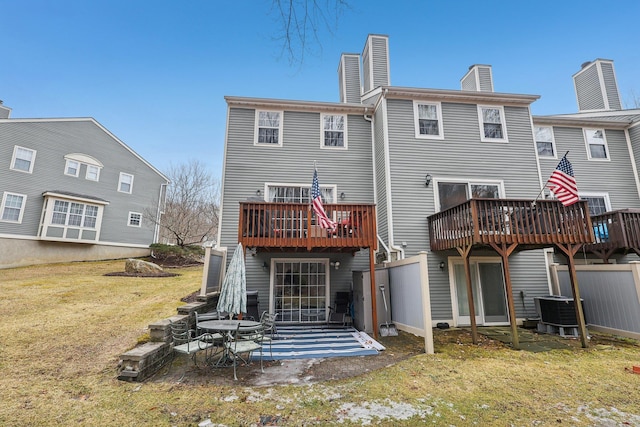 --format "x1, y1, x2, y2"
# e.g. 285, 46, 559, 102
145, 159, 220, 247
270, 0, 349, 65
